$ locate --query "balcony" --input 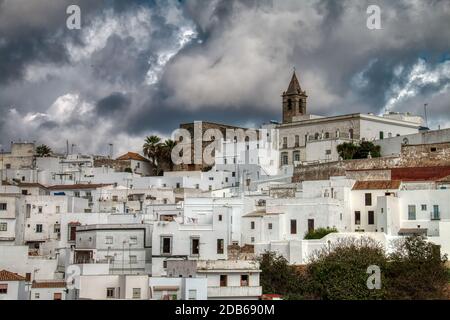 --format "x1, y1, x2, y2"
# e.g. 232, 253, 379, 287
431, 212, 441, 221
208, 286, 262, 298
